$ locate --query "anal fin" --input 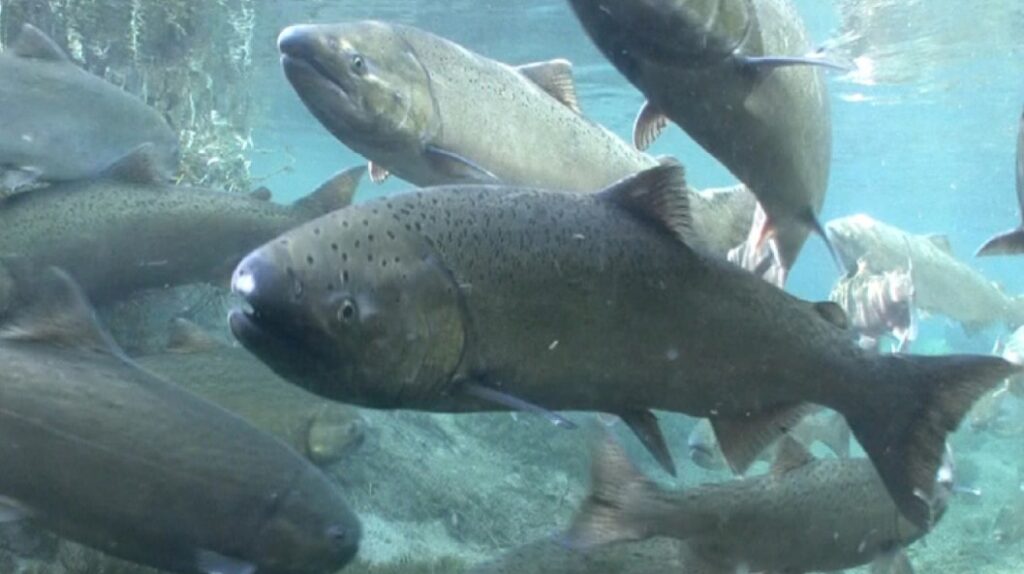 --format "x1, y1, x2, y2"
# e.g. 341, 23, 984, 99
618, 409, 676, 476
710, 403, 815, 474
